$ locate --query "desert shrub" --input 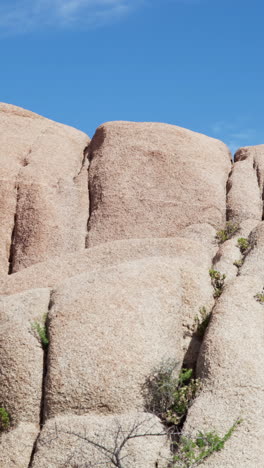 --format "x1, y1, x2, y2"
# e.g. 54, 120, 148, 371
216, 222, 239, 243
209, 270, 226, 298
172, 419, 241, 467
145, 361, 201, 425
237, 237, 249, 253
